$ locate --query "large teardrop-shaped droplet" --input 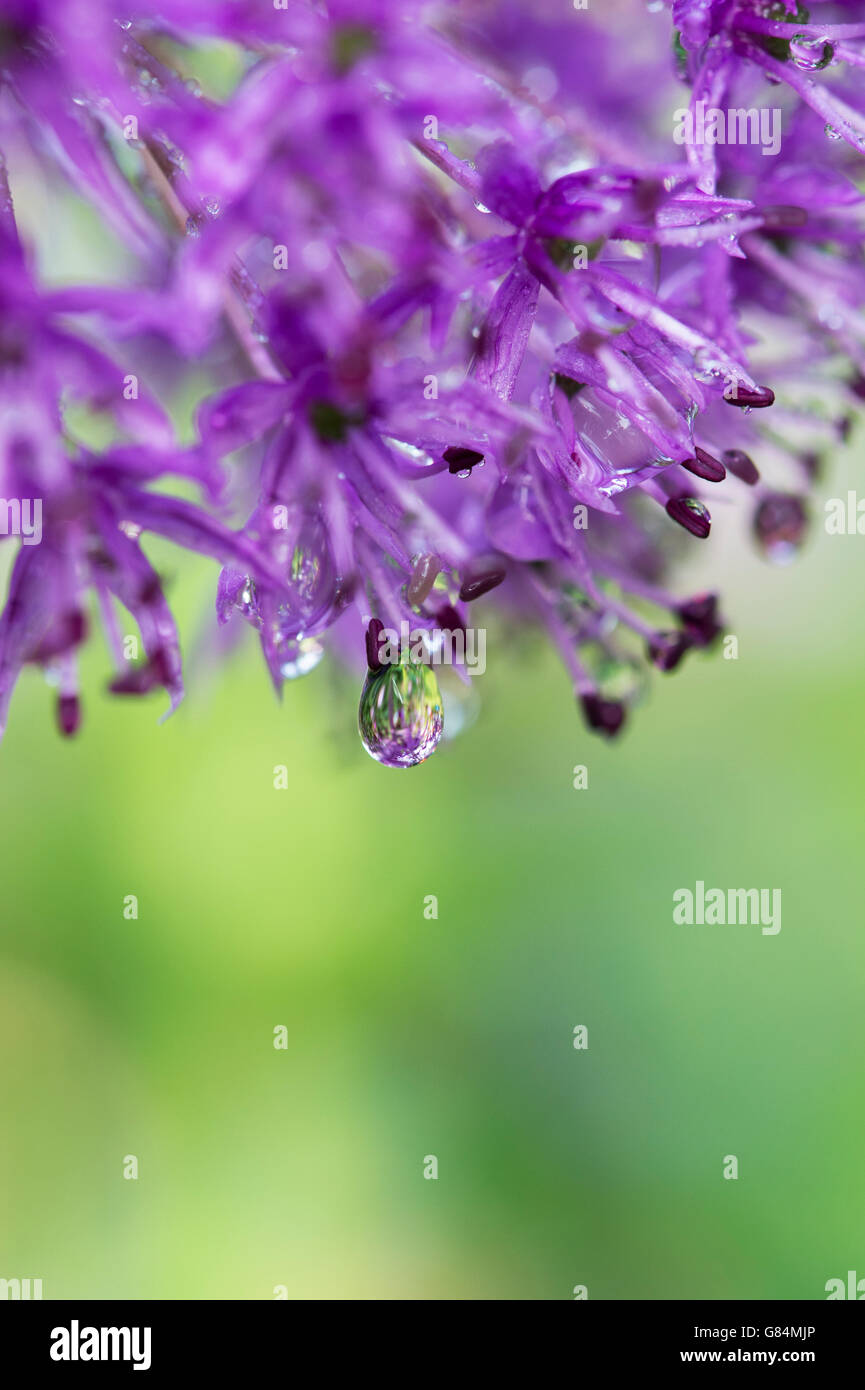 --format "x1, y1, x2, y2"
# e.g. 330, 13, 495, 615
358, 660, 443, 767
